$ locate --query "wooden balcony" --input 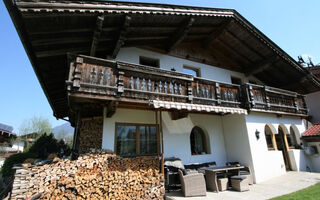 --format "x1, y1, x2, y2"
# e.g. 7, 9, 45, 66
243, 83, 308, 116
66, 55, 308, 117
